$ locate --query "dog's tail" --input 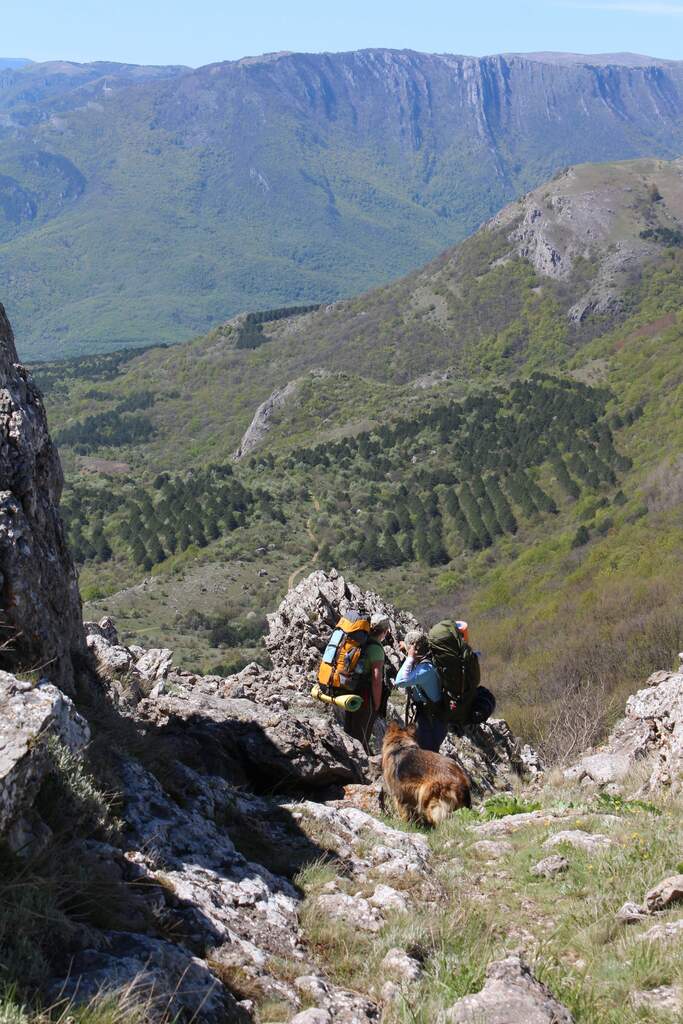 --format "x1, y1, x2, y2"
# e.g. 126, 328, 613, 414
423, 795, 453, 827
418, 777, 471, 827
